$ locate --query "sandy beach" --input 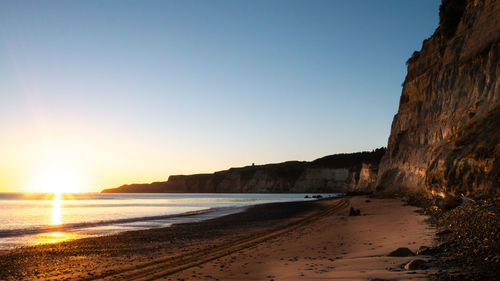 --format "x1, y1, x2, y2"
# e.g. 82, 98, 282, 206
0, 196, 436, 280
166, 196, 437, 281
